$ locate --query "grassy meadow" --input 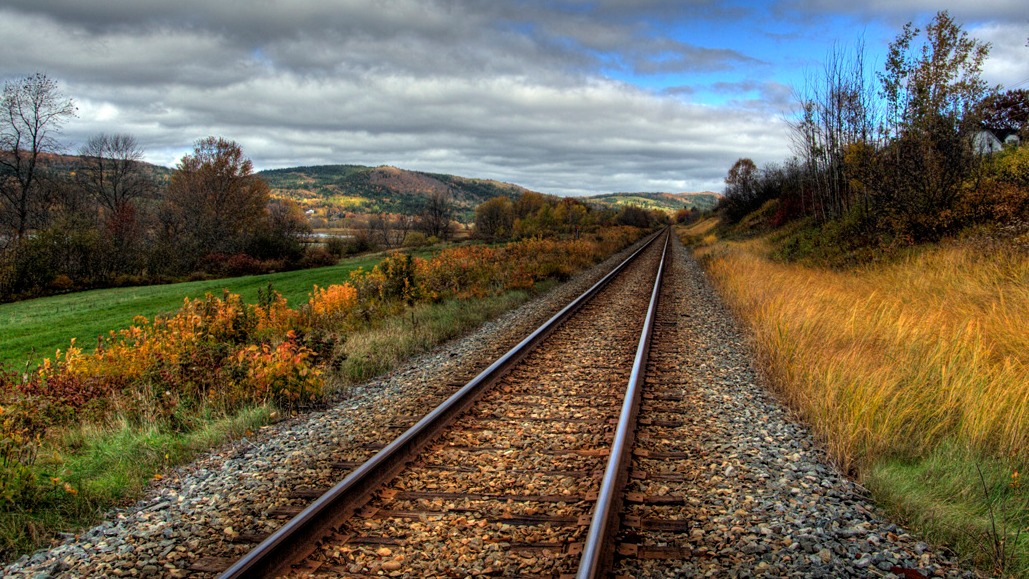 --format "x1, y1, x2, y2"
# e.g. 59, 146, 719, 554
0, 251, 447, 369
680, 218, 1029, 575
